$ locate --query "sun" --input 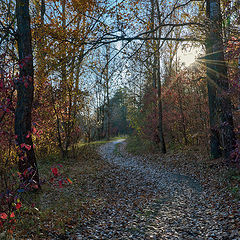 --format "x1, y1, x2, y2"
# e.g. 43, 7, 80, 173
178, 47, 201, 67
